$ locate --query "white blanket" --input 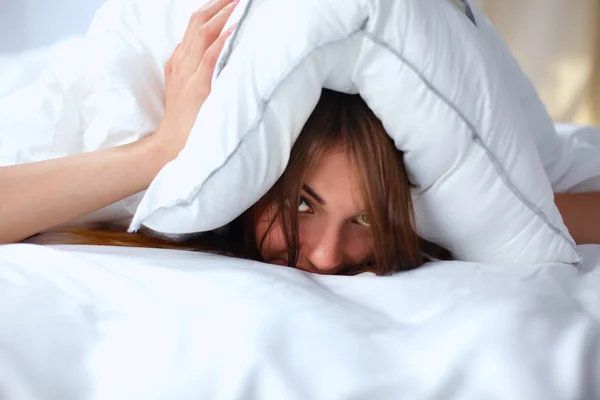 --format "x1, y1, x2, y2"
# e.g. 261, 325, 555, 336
1, 243, 599, 399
